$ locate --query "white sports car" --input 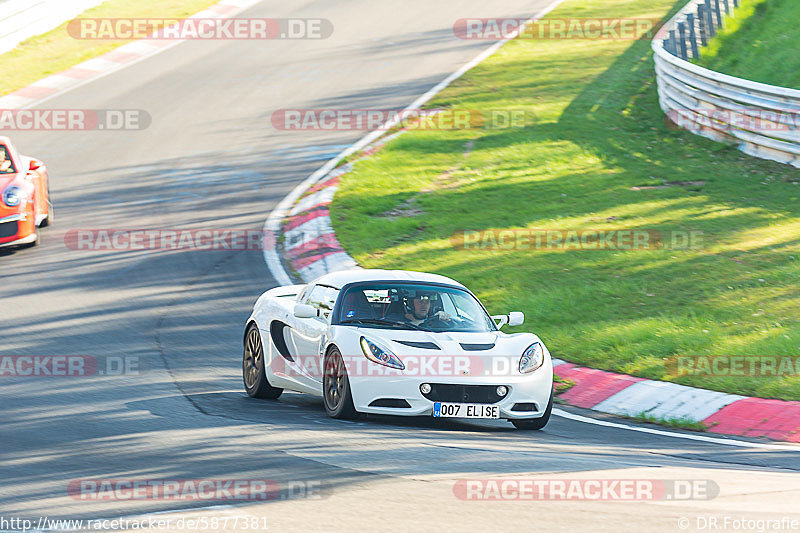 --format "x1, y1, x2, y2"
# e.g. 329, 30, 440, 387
242, 269, 554, 429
